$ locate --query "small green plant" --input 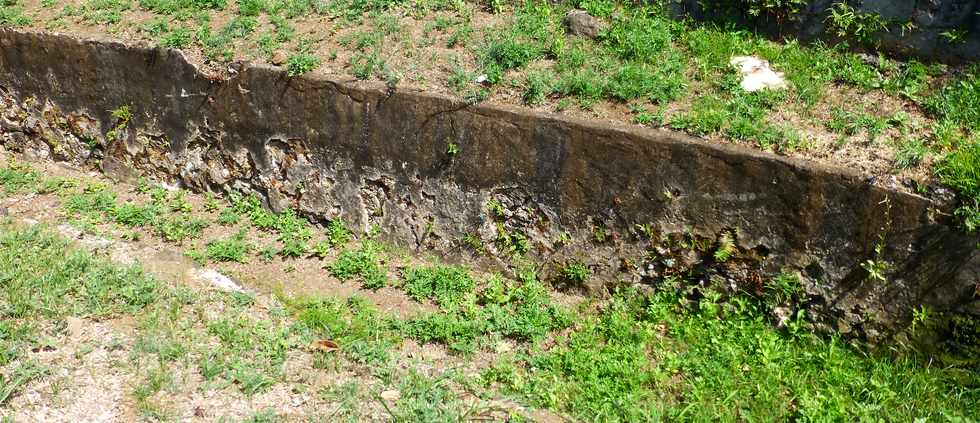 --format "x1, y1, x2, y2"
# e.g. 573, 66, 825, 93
713, 231, 736, 262
327, 218, 353, 246
401, 265, 475, 307
160, 27, 191, 48
462, 234, 484, 254
910, 305, 931, 334
328, 242, 387, 289
110, 202, 160, 227
286, 53, 320, 76
278, 234, 309, 259
558, 260, 590, 284
349, 50, 383, 80
494, 224, 530, 255
203, 192, 220, 212
523, 71, 553, 105
217, 207, 240, 225
592, 224, 607, 243
764, 272, 803, 306
258, 245, 277, 262
894, 138, 928, 169
940, 29, 968, 45
80, 0, 131, 25
486, 198, 505, 218
861, 242, 889, 282
446, 142, 460, 156
222, 15, 258, 38
206, 229, 251, 263
154, 215, 206, 243
110, 104, 133, 122
168, 190, 192, 213
826, 2, 889, 45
